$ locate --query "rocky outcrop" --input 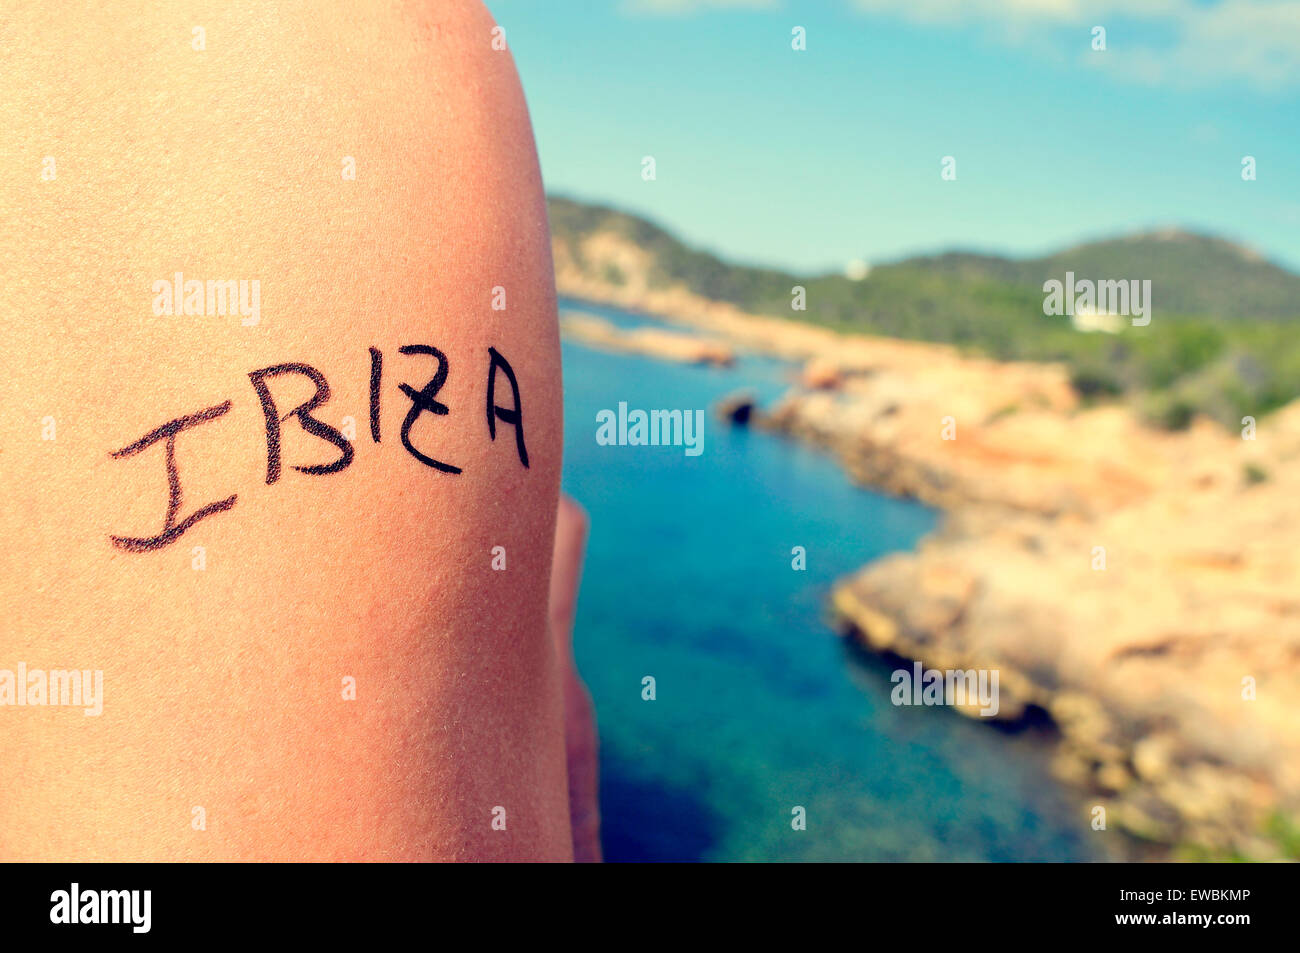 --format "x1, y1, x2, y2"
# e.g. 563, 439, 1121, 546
560, 312, 734, 367
715, 390, 757, 425
768, 366, 1300, 860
